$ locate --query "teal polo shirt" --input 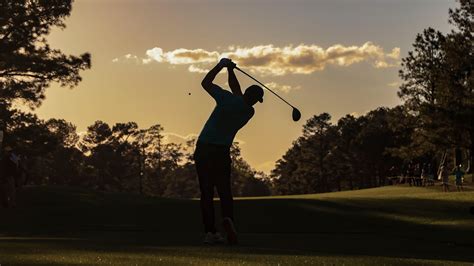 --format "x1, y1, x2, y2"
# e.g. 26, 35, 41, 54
198, 84, 254, 147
